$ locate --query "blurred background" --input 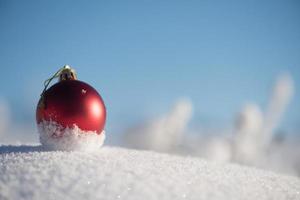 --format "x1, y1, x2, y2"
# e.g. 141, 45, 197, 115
0, 0, 299, 176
